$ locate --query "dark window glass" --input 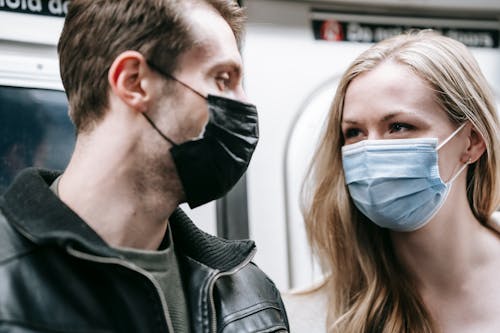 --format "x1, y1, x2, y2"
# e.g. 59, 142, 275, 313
0, 86, 75, 193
